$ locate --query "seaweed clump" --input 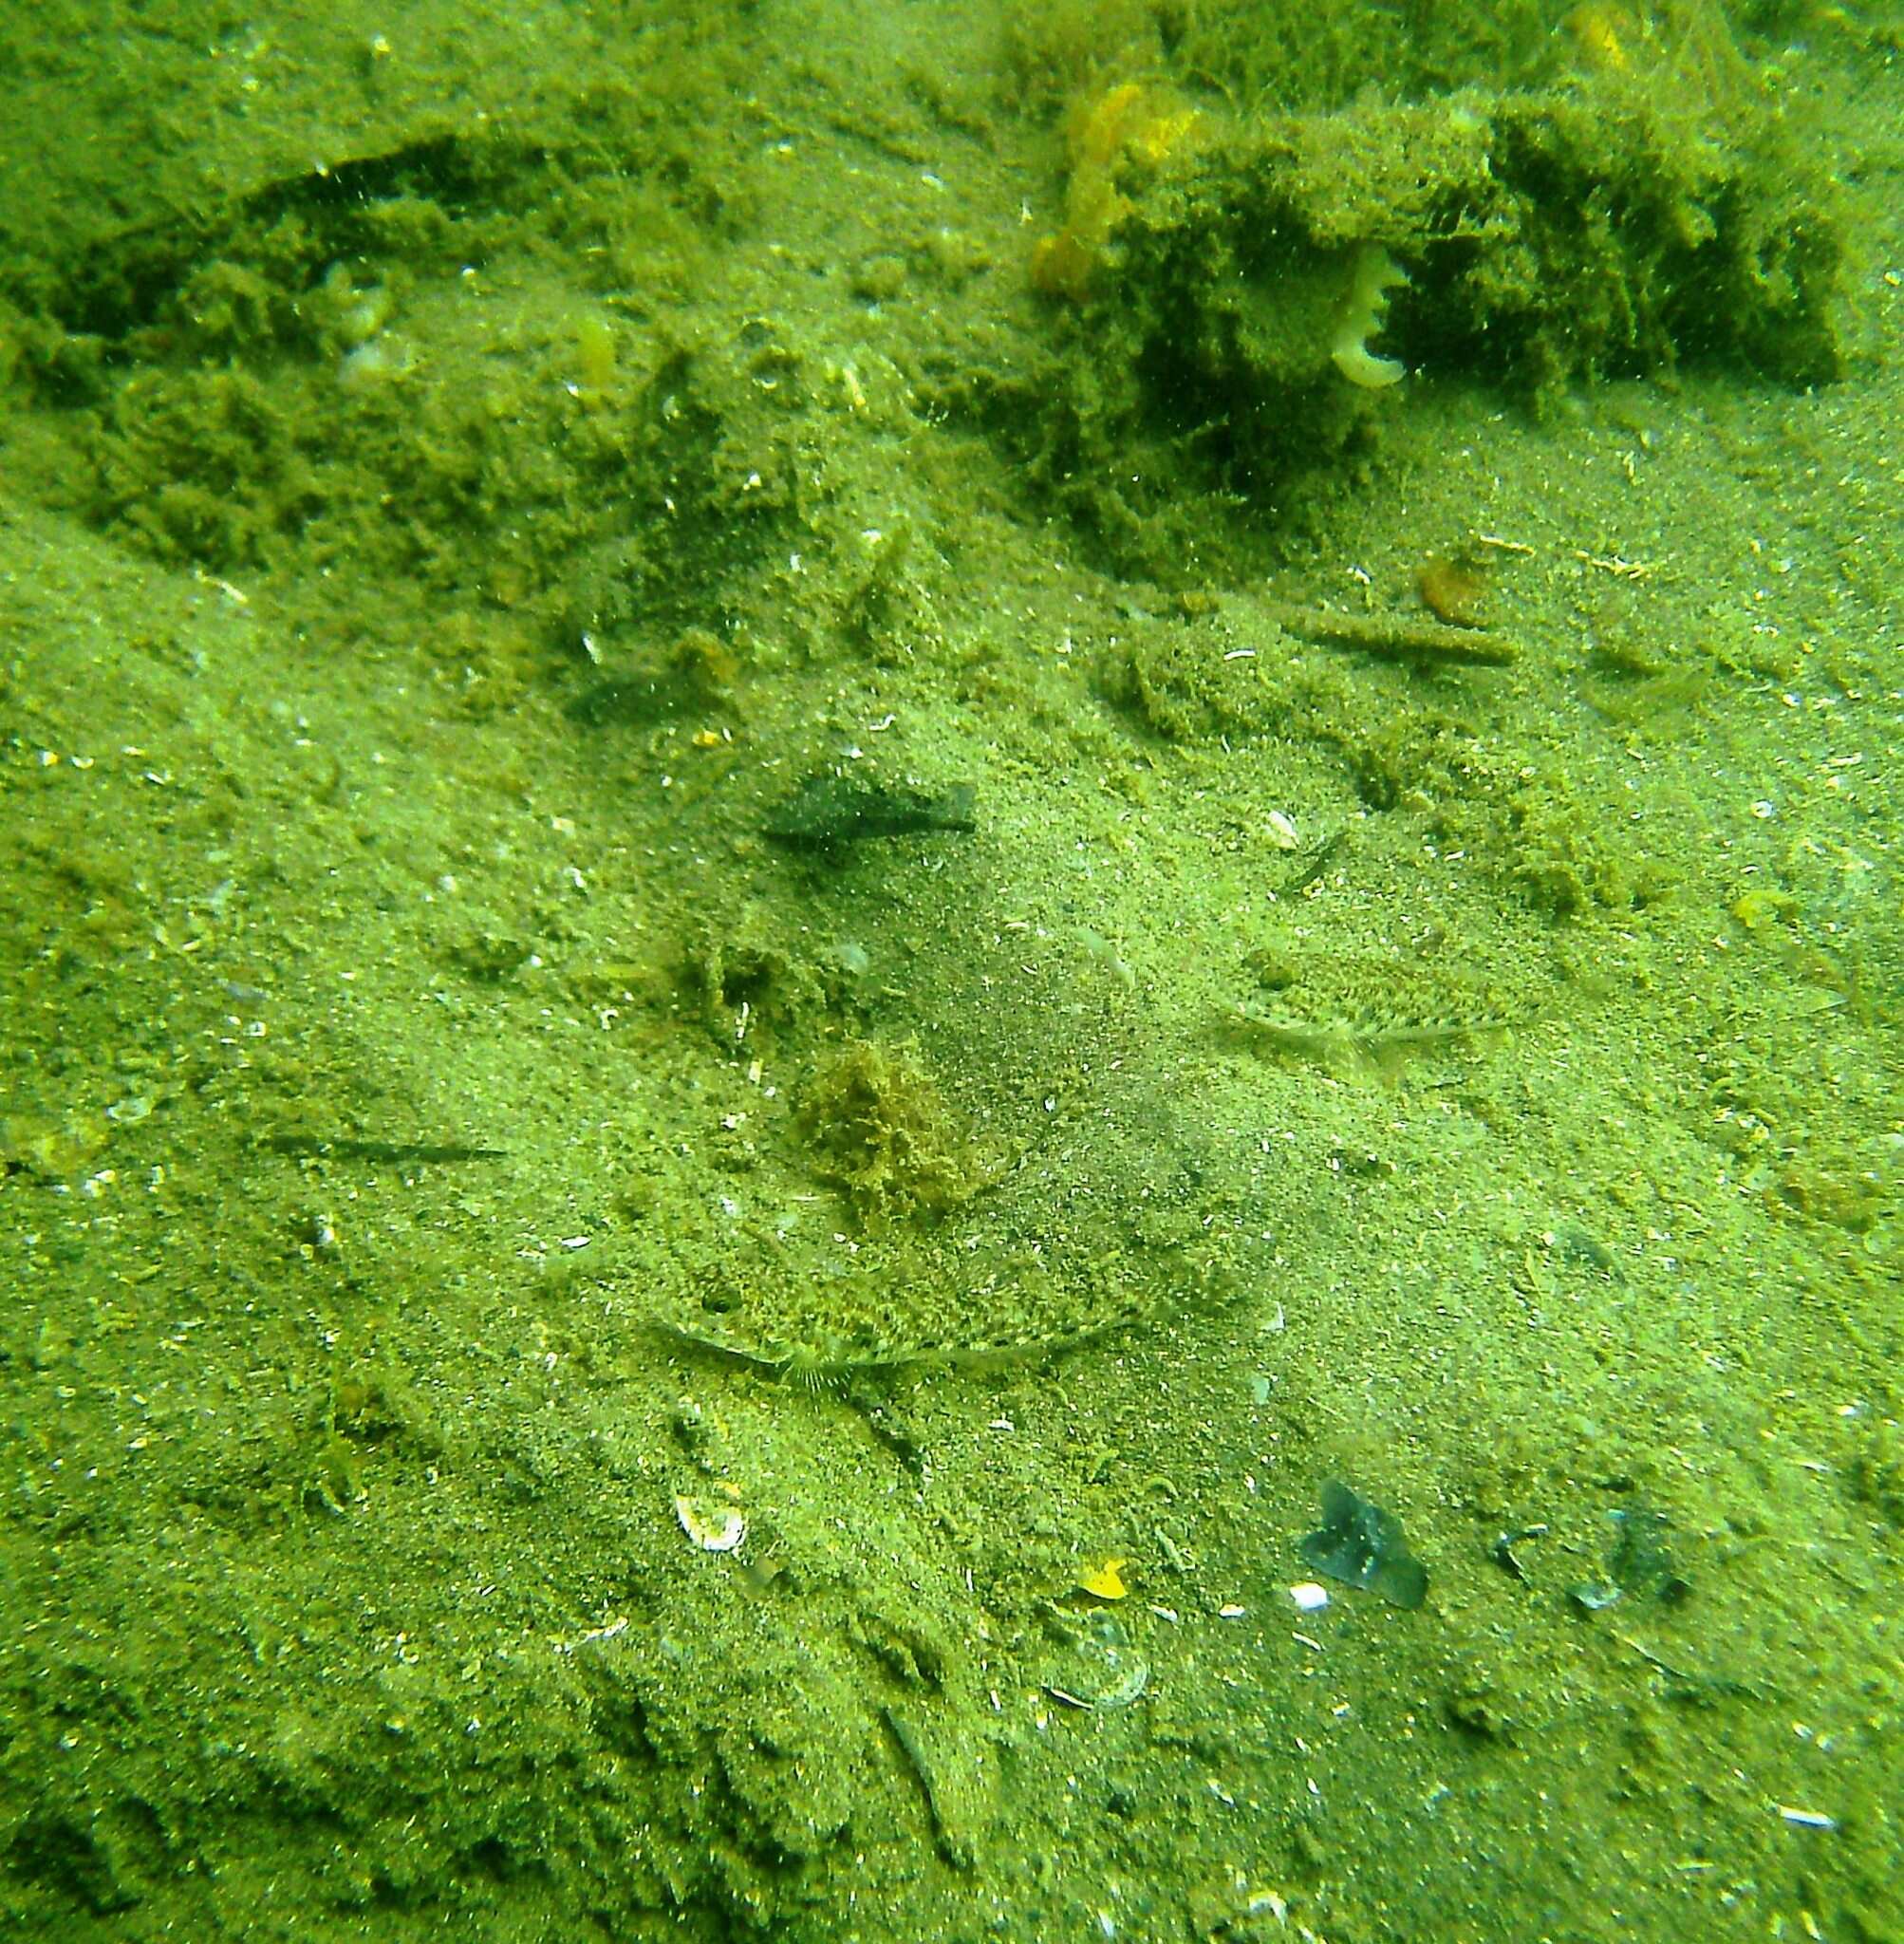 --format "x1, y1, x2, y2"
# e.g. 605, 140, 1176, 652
1021, 16, 1846, 564
799, 1039, 991, 1220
